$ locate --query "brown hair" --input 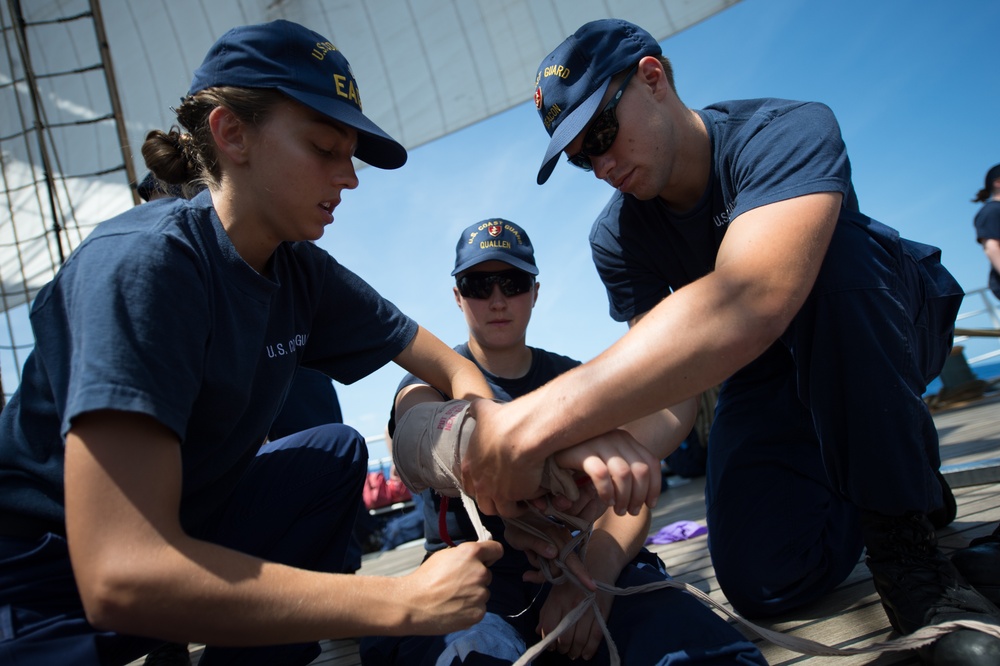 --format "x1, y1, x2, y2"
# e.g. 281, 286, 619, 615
973, 164, 1000, 203
141, 87, 286, 191
657, 55, 677, 93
